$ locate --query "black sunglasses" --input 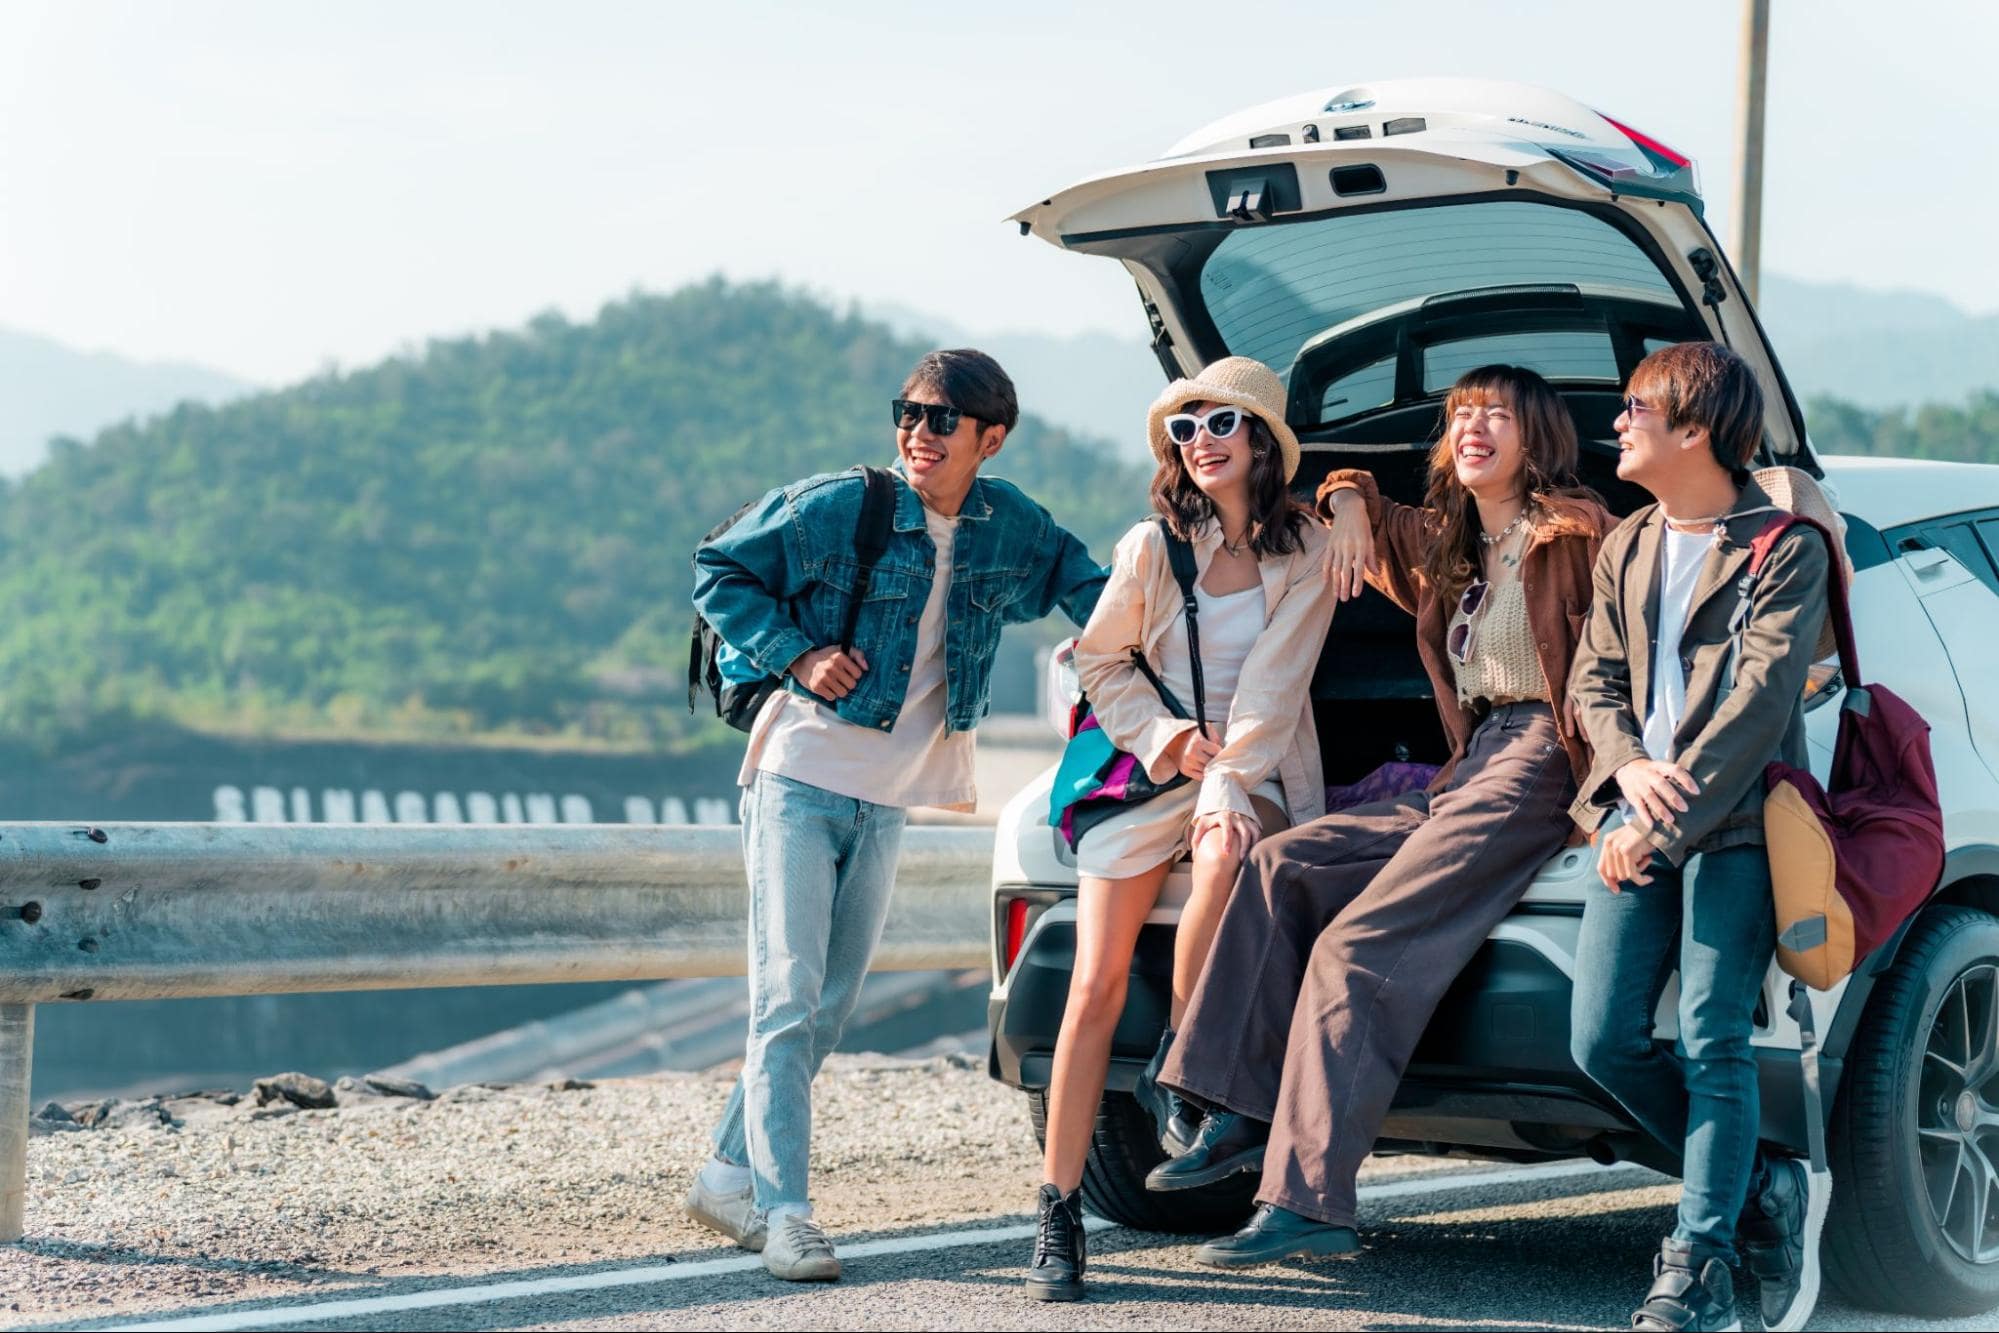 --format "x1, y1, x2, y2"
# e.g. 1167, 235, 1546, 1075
893, 399, 977, 435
